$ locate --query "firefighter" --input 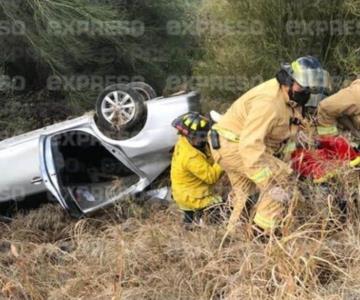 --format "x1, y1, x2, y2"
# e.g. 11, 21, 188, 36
210, 56, 329, 234
171, 112, 223, 225
317, 79, 360, 138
